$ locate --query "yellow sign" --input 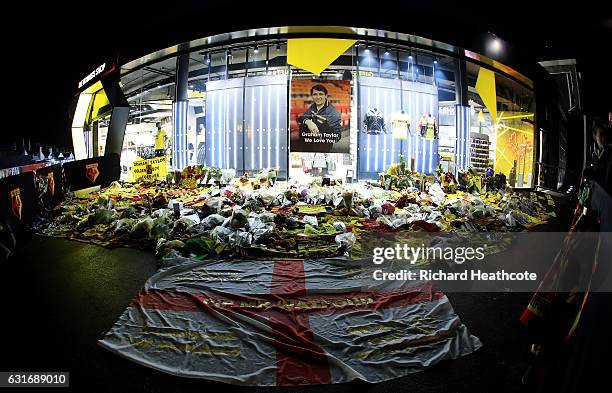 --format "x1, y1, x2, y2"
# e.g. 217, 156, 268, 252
131, 156, 168, 182
287, 38, 356, 75
475, 67, 497, 122
188, 90, 206, 99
